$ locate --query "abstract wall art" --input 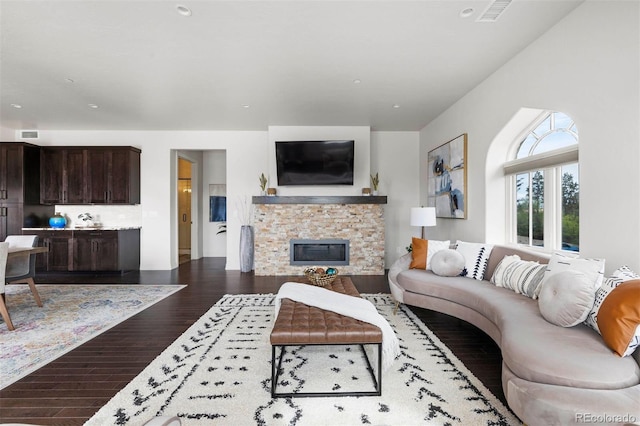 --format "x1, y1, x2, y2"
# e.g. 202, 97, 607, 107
427, 133, 467, 219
